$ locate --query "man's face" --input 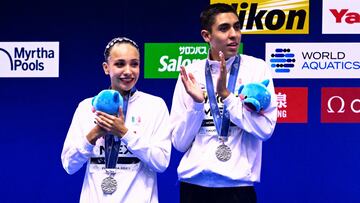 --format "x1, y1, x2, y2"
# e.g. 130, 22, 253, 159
203, 12, 241, 60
